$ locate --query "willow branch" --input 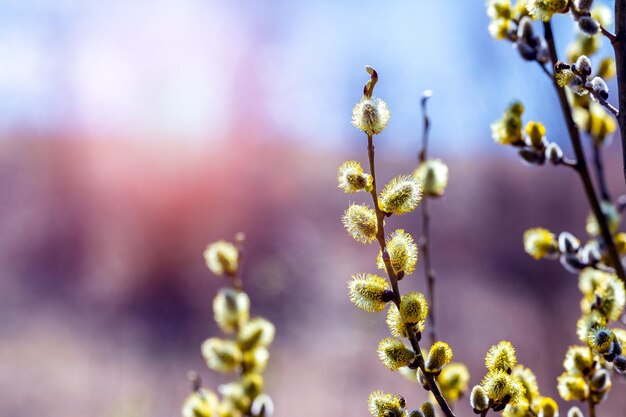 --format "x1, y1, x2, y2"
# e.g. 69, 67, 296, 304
613, 0, 626, 184
592, 142, 611, 201
543, 21, 626, 282
418, 91, 437, 346
366, 134, 456, 417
